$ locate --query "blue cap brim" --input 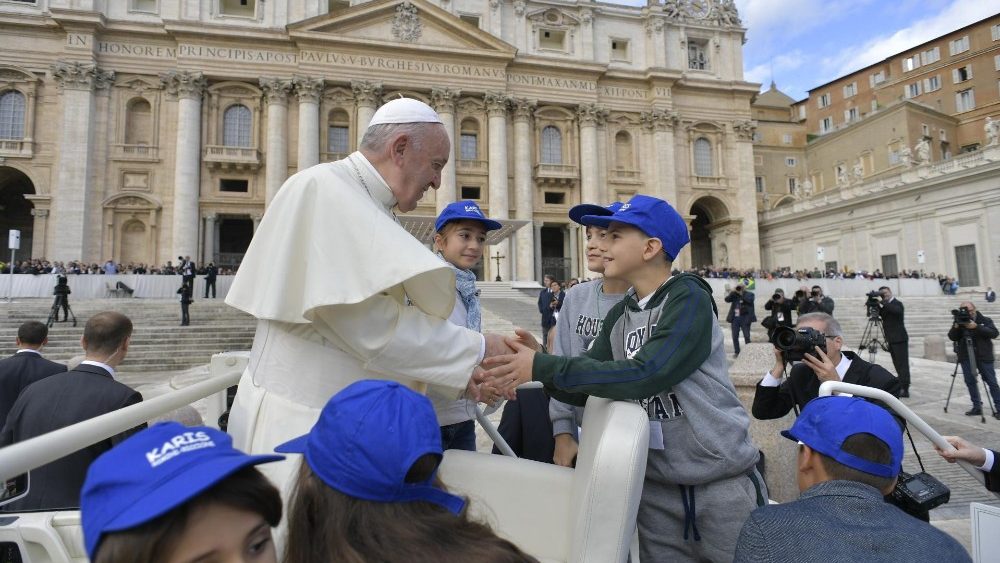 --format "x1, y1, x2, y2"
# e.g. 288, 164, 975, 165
569, 204, 613, 225
435, 217, 504, 232
274, 434, 309, 454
